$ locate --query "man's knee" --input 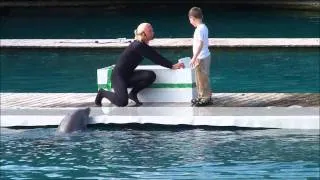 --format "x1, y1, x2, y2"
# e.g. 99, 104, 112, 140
116, 97, 128, 107
147, 71, 156, 82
